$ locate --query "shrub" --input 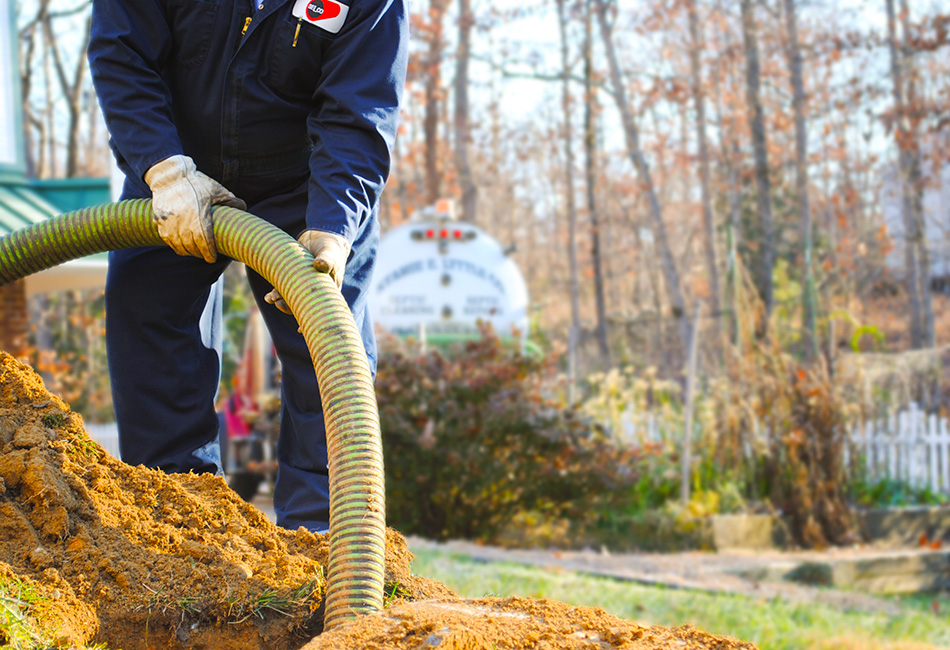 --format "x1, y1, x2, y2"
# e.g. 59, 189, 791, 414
851, 477, 949, 508
712, 346, 862, 548
376, 329, 639, 542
